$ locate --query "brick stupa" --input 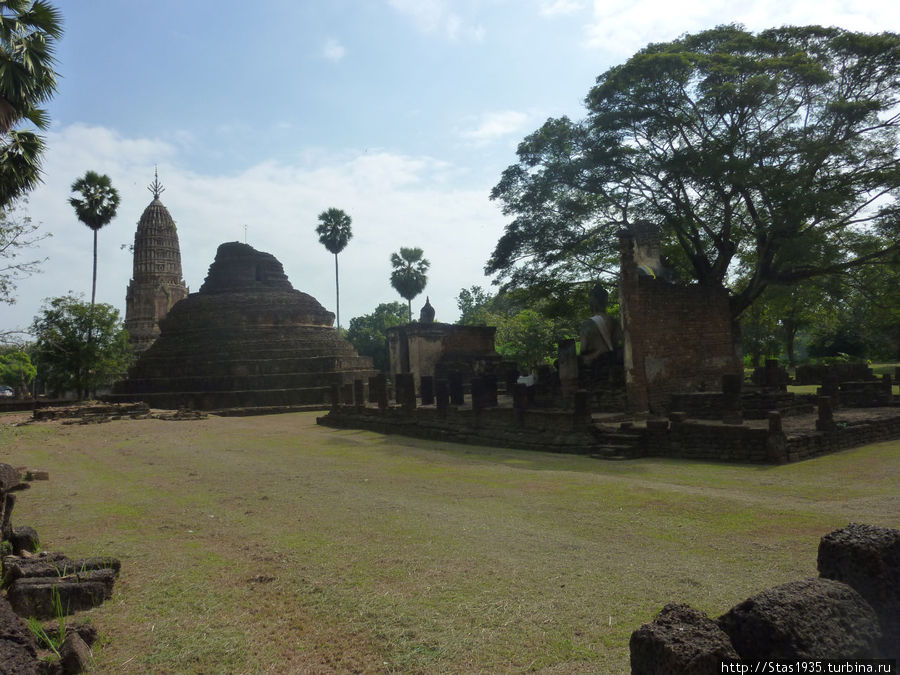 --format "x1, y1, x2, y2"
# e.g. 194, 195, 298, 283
110, 241, 376, 411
